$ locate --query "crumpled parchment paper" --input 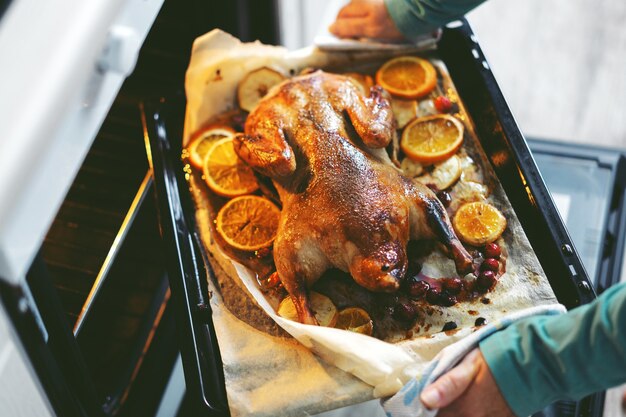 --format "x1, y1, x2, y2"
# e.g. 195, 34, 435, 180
184, 29, 559, 417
